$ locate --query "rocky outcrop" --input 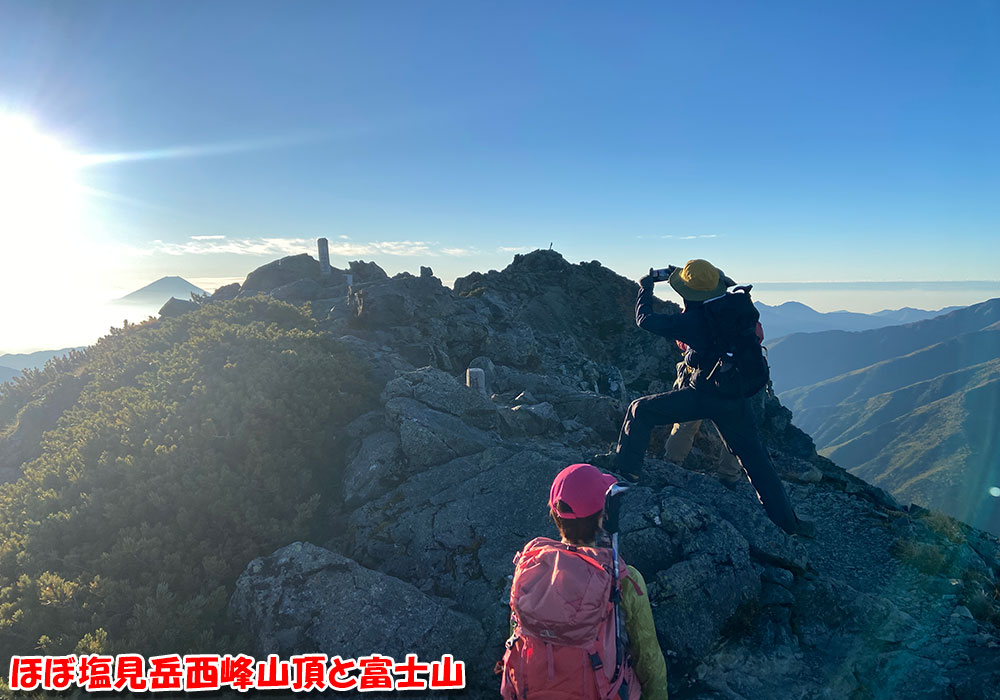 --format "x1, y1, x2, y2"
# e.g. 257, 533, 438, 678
158, 296, 199, 318
226, 249, 1000, 700
229, 541, 488, 667
238, 253, 333, 294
